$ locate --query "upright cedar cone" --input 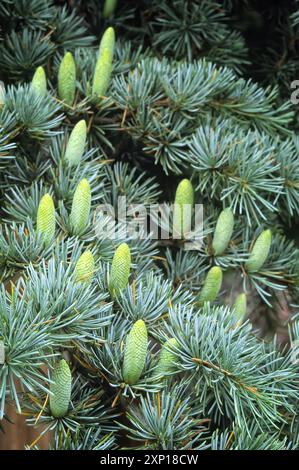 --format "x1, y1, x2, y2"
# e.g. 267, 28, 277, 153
198, 266, 223, 306
212, 208, 234, 256
92, 27, 115, 99
74, 250, 95, 284
109, 243, 131, 297
103, 0, 118, 18
69, 179, 91, 235
122, 319, 148, 385
173, 179, 194, 239
232, 293, 247, 323
58, 51, 76, 106
155, 337, 178, 379
49, 359, 72, 418
64, 120, 87, 167
36, 193, 55, 247
31, 66, 47, 96
245, 229, 272, 272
